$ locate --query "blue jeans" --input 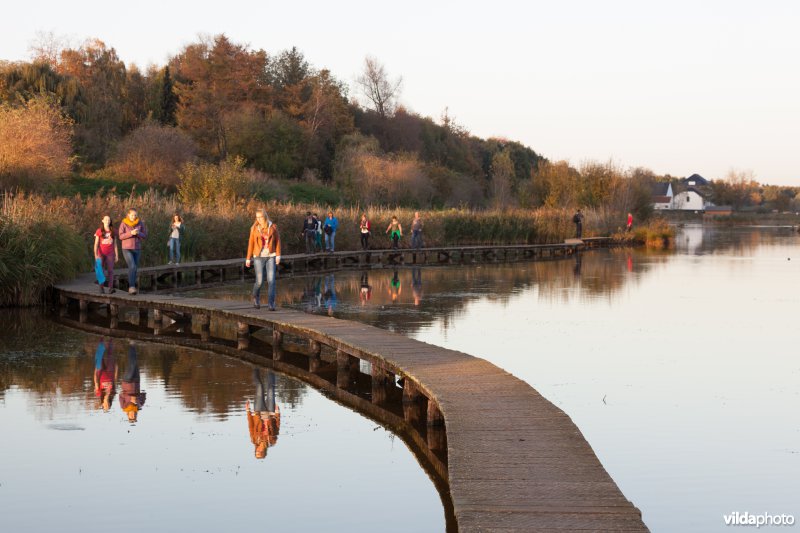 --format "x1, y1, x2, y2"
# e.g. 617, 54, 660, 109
411, 230, 423, 249
122, 249, 140, 288
168, 237, 181, 263
253, 256, 277, 308
325, 231, 336, 251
